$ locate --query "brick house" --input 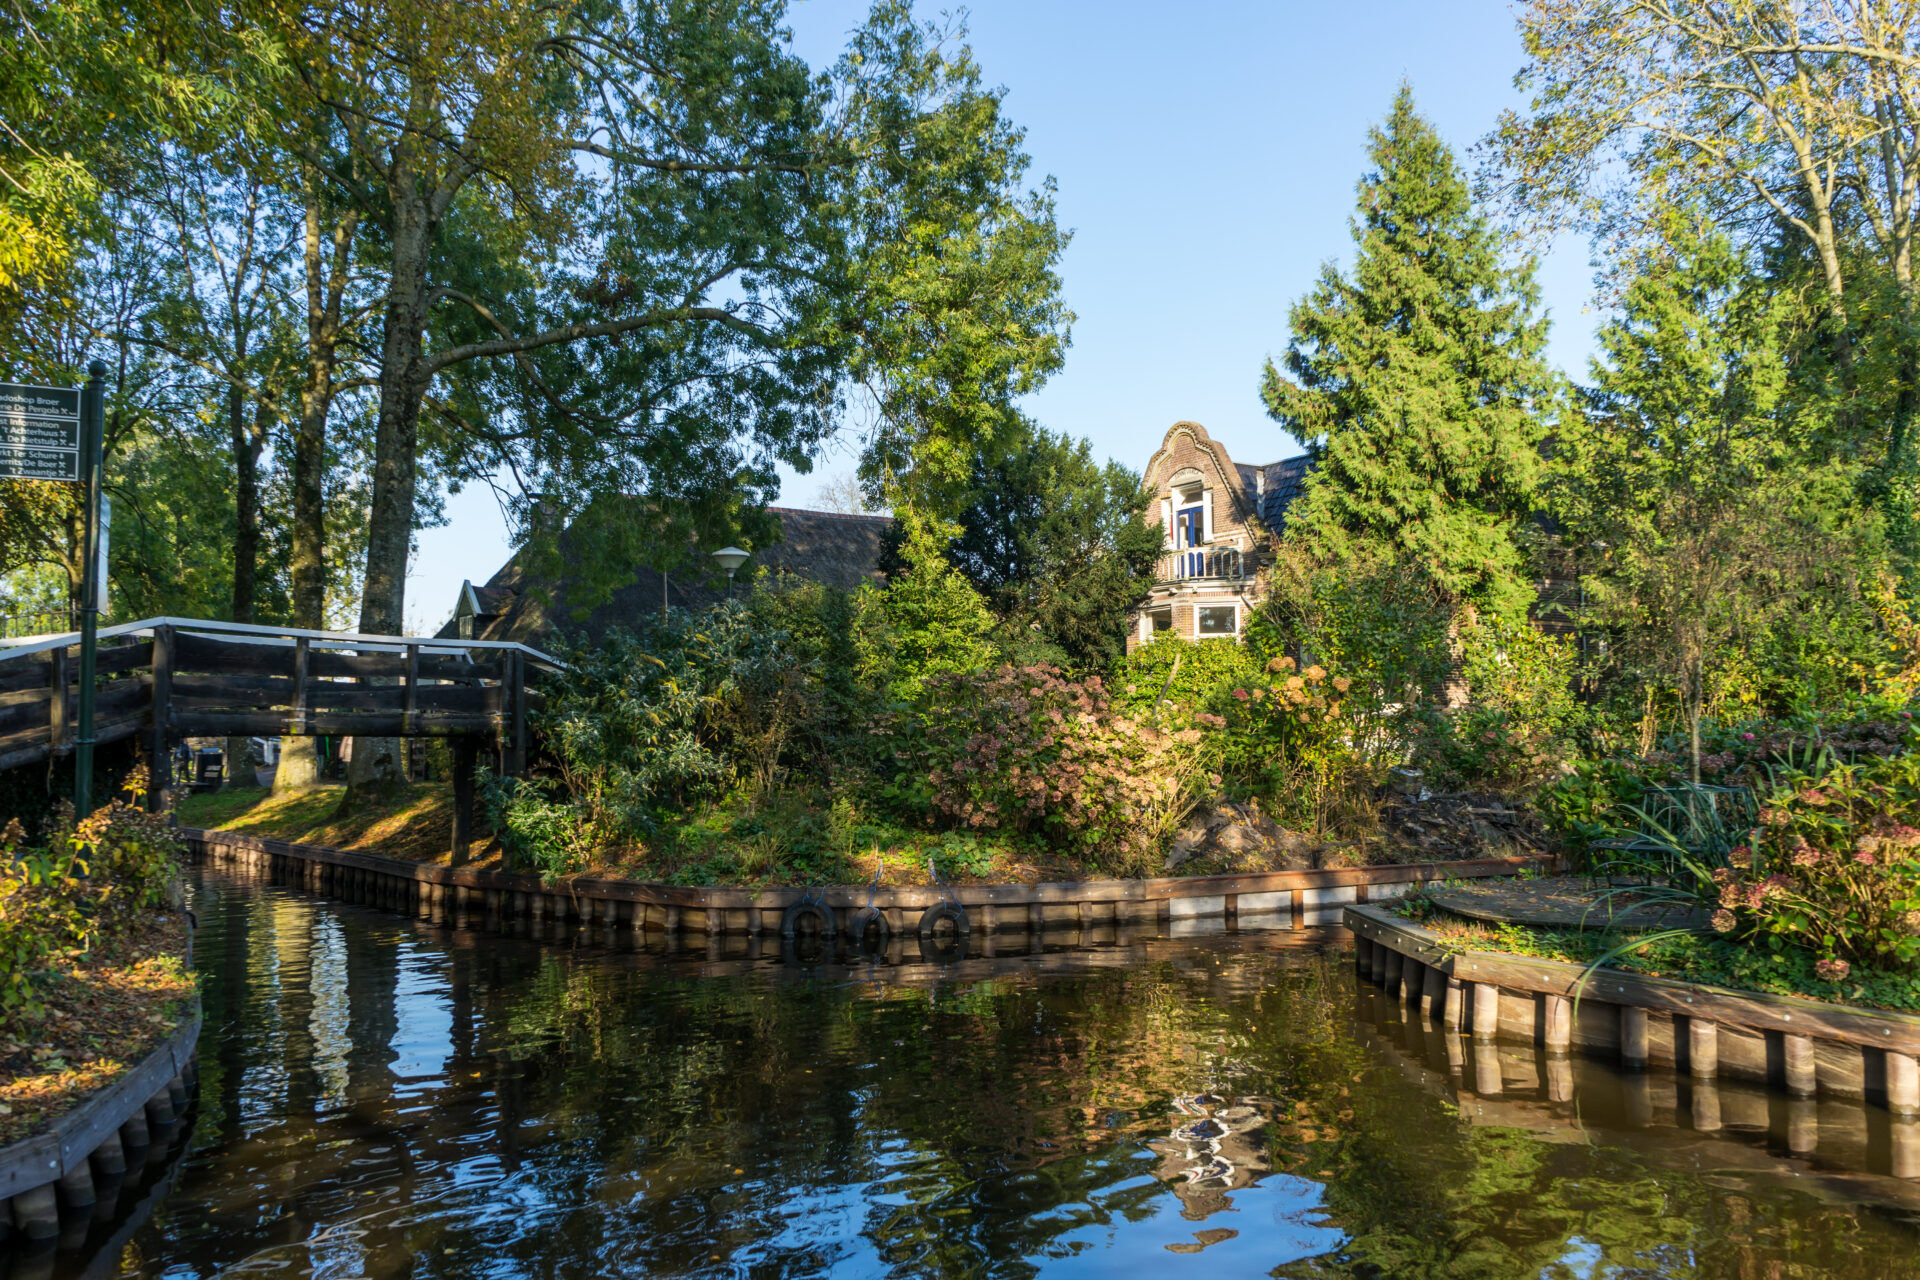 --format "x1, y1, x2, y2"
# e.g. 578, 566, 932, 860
1129, 420, 1312, 649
